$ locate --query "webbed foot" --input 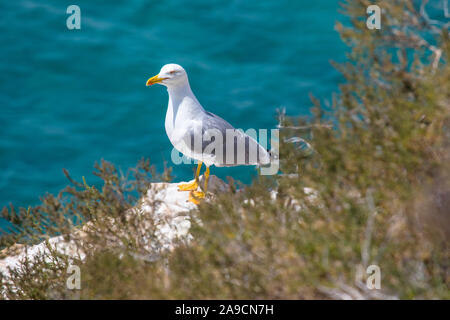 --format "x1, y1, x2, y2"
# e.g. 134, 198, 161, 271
178, 181, 198, 191
188, 190, 205, 204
